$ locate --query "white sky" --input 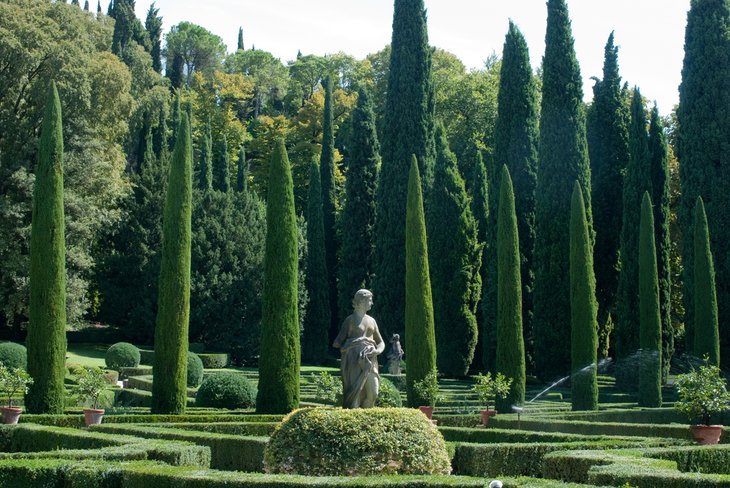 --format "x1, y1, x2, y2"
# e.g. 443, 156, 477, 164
135, 0, 691, 115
